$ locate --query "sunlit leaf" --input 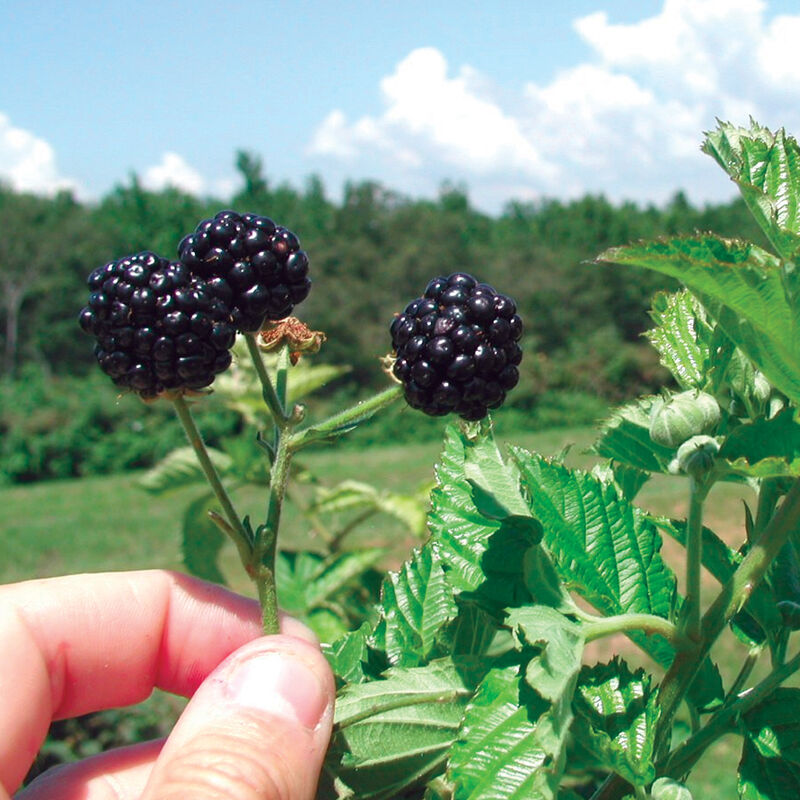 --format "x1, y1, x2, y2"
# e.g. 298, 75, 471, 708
137, 445, 232, 493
